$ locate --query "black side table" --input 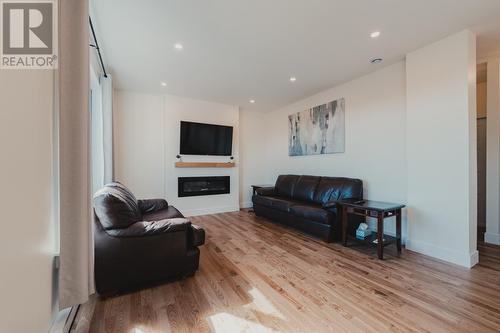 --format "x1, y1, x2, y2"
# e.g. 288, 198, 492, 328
251, 184, 274, 196
338, 199, 405, 259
